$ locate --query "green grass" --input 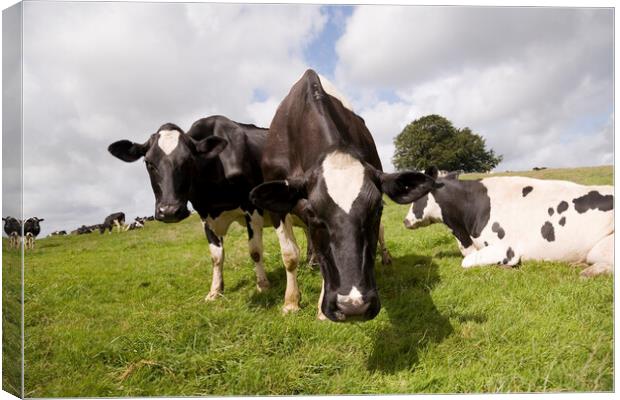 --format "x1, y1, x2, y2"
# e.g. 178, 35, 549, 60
2, 242, 22, 397
464, 165, 613, 185
16, 165, 613, 396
